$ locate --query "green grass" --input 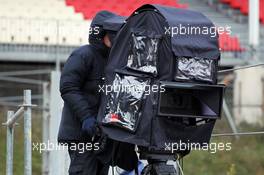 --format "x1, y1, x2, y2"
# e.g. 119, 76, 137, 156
183, 136, 264, 175
1, 110, 264, 175
183, 119, 264, 175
